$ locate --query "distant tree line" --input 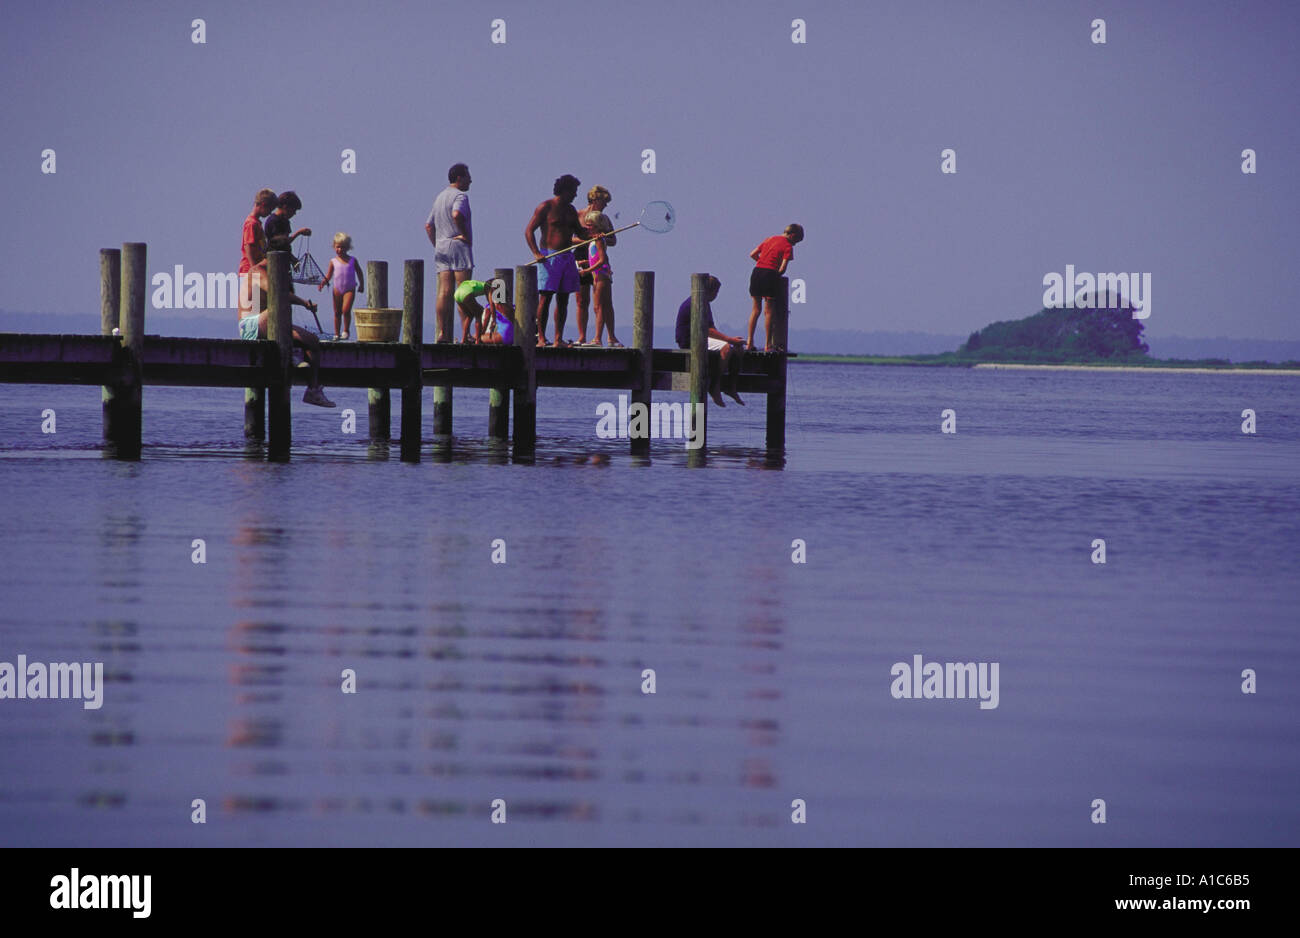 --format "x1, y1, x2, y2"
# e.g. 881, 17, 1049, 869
957, 304, 1149, 362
